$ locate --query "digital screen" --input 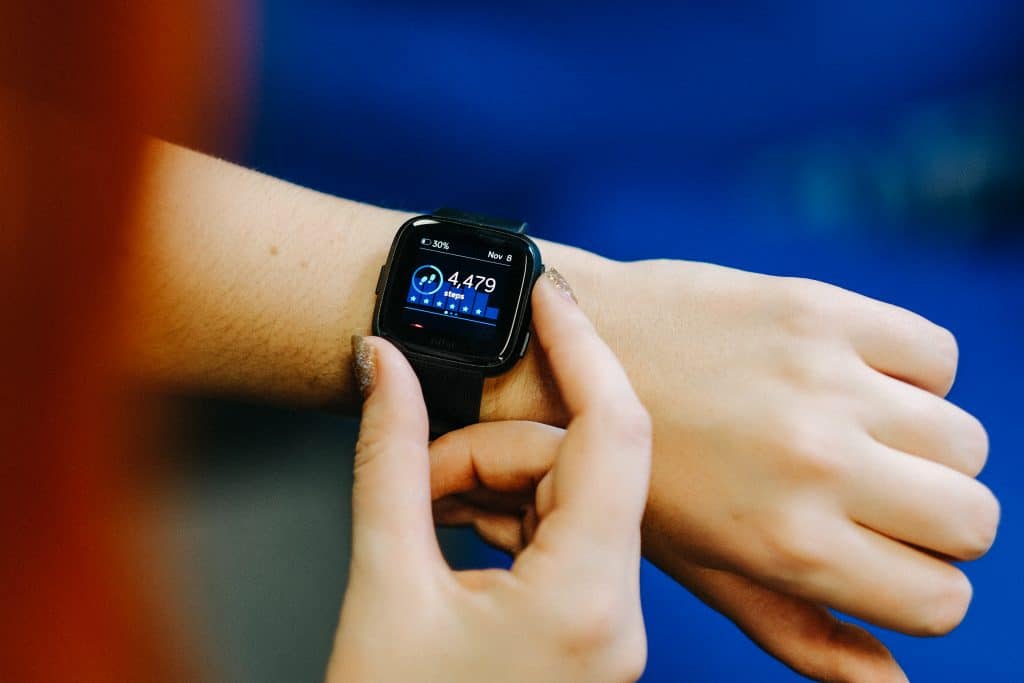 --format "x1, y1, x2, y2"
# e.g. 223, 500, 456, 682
406, 254, 503, 319
377, 218, 536, 362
